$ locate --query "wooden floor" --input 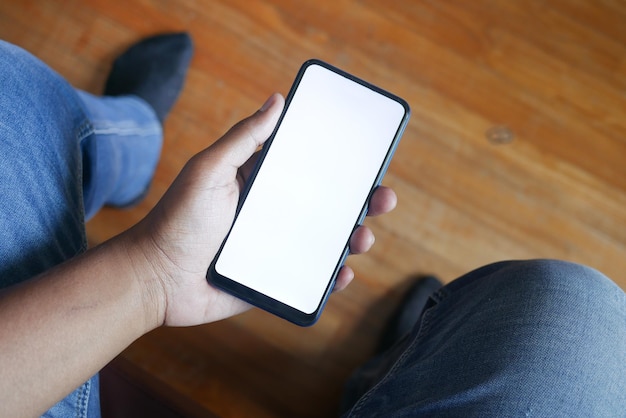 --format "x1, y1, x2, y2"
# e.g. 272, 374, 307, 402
1, 1, 625, 416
